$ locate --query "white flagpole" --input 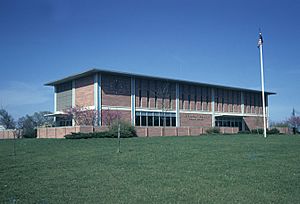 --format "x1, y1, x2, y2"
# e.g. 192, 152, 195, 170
258, 32, 267, 138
